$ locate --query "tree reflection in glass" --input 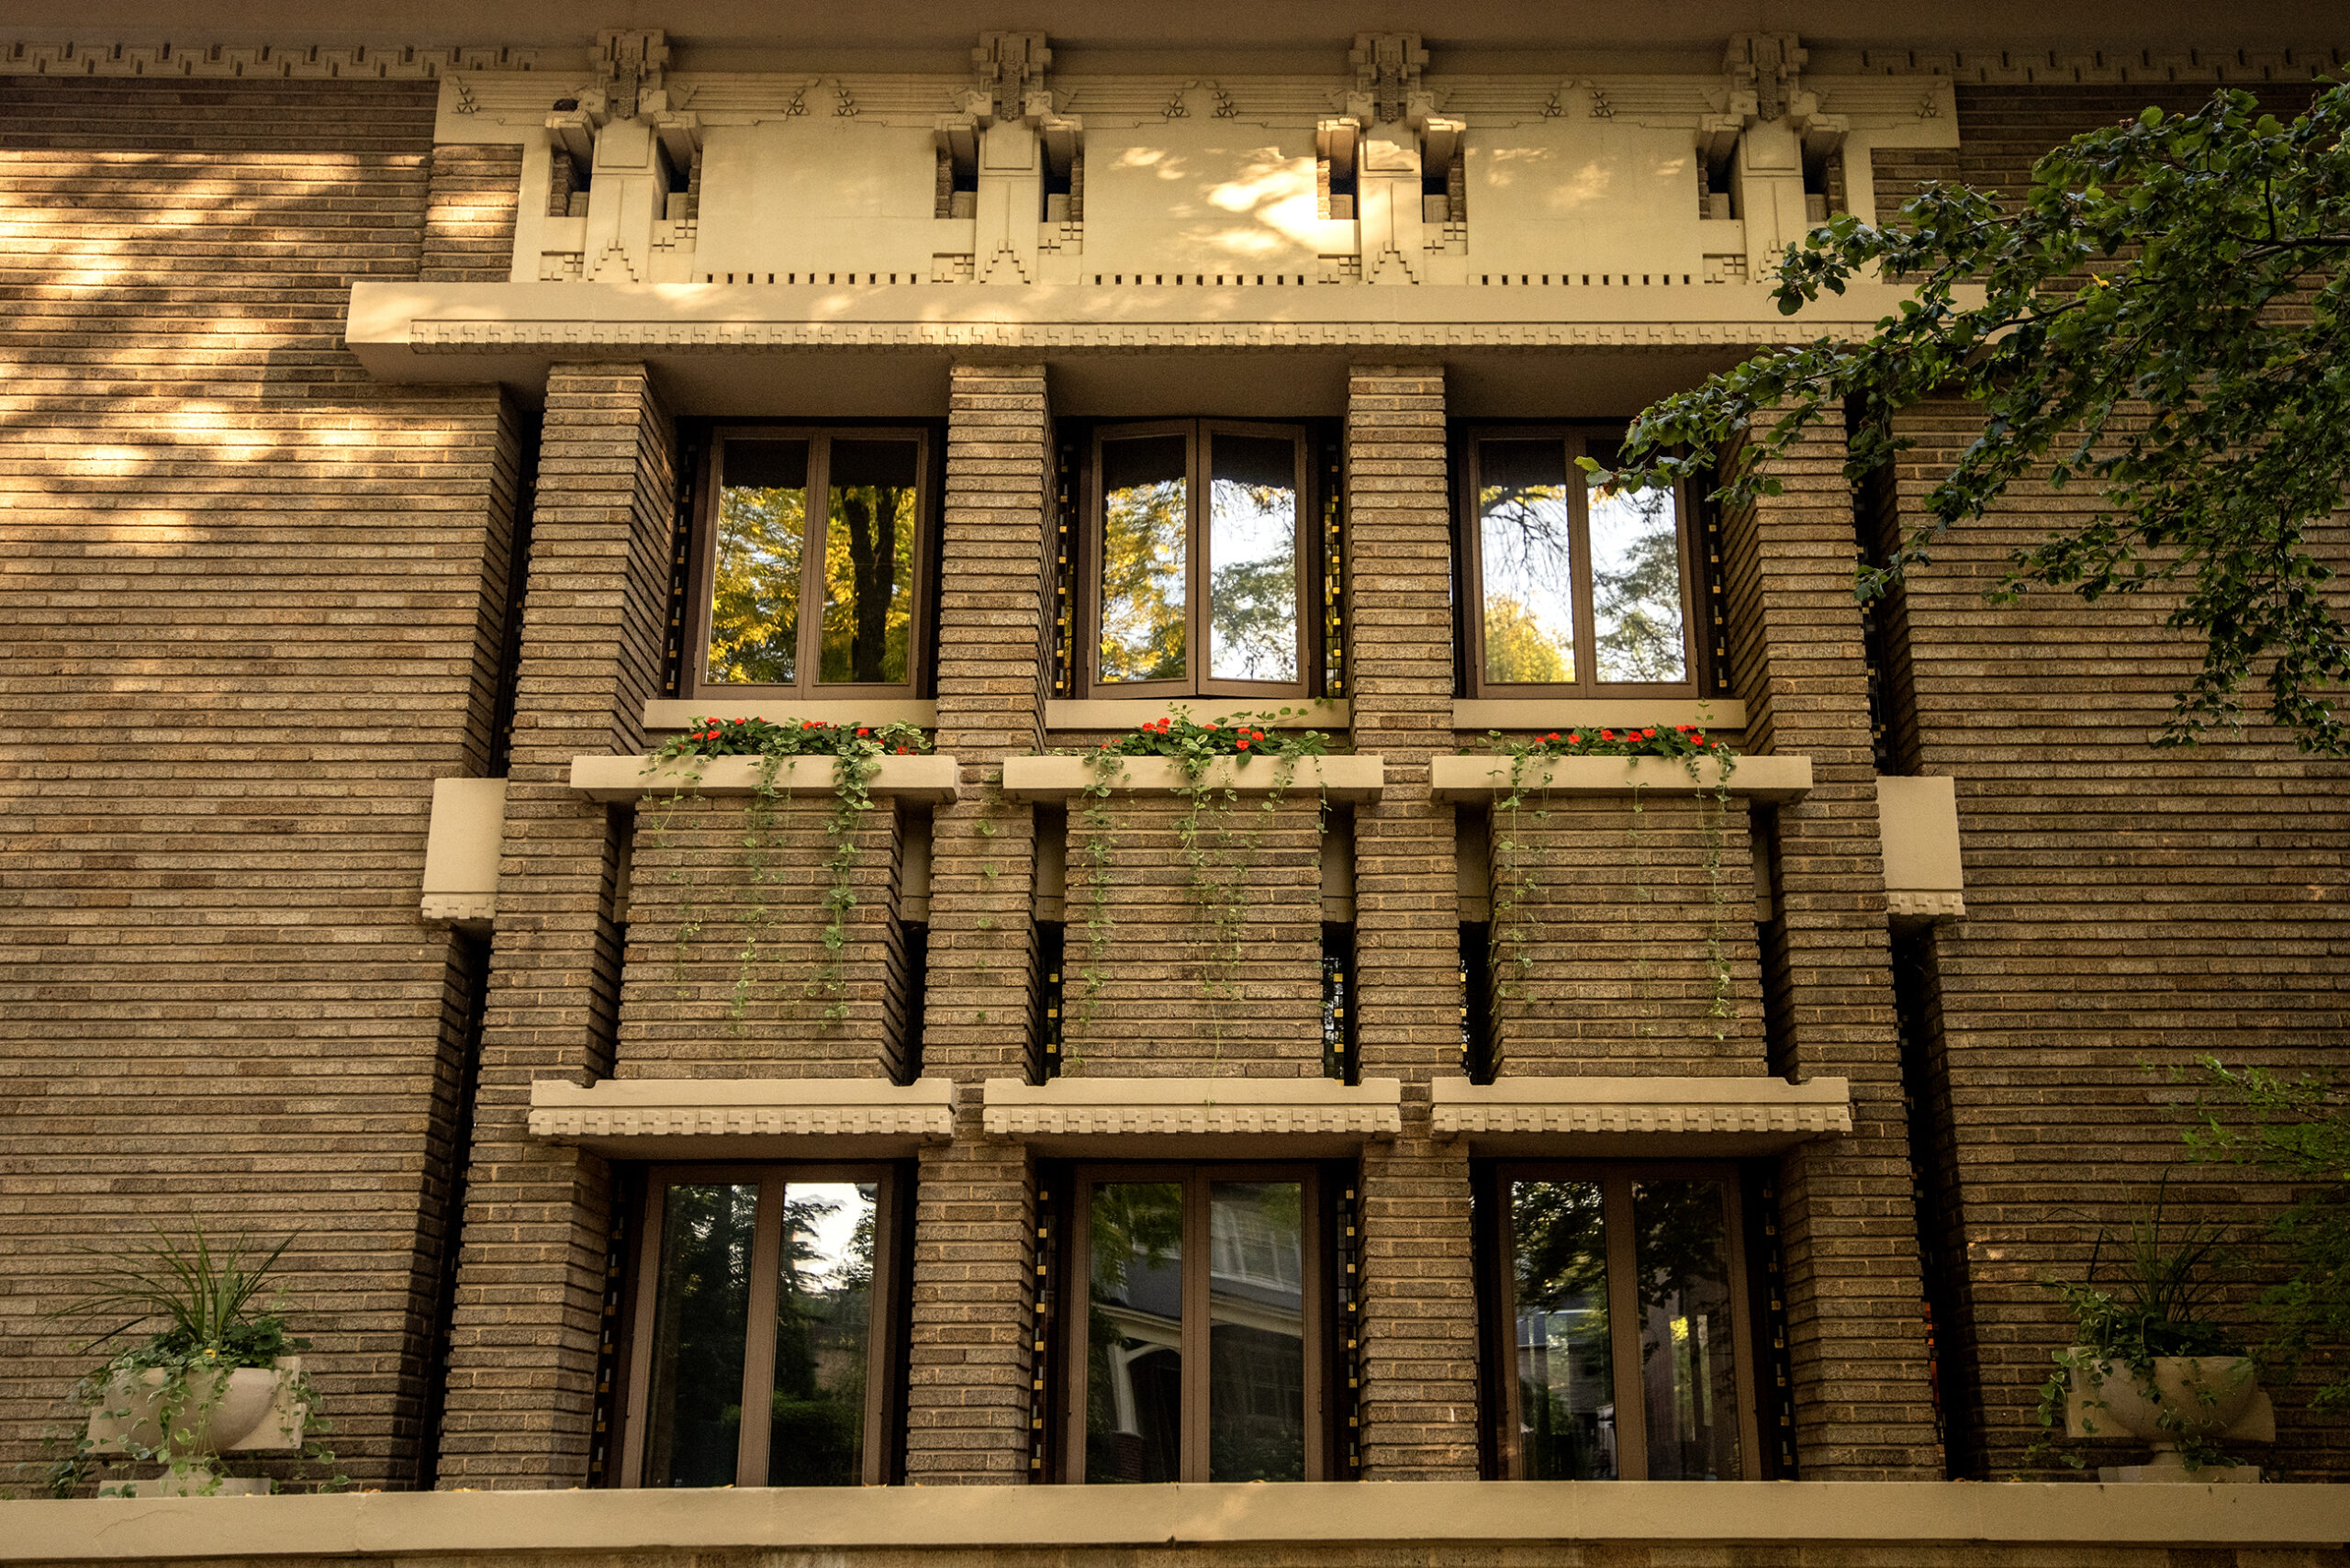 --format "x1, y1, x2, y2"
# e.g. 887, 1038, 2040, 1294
1477, 440, 1576, 684
645, 1182, 758, 1487
1510, 1181, 1617, 1478
1098, 436, 1189, 683
1207, 1182, 1304, 1481
1585, 444, 1686, 683
1207, 435, 1299, 683
1632, 1180, 1740, 1479
708, 440, 809, 685
1086, 1182, 1184, 1482
767, 1182, 877, 1485
821, 441, 918, 685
